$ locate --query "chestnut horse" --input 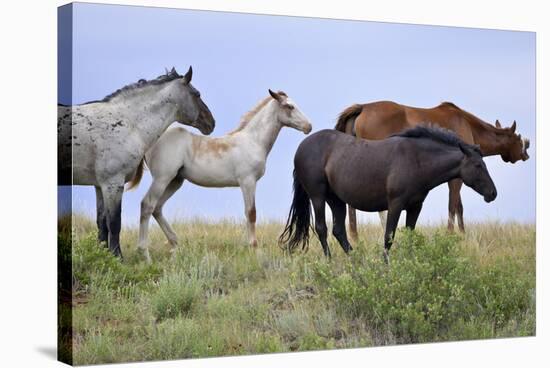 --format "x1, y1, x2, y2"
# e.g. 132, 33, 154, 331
335, 101, 529, 237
